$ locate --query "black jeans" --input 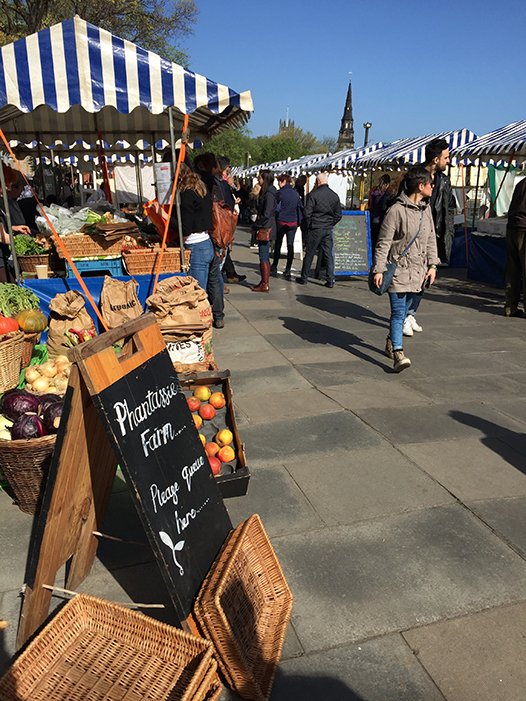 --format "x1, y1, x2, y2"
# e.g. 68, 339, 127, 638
273, 224, 296, 270
207, 248, 225, 322
299, 228, 334, 283
505, 226, 526, 312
